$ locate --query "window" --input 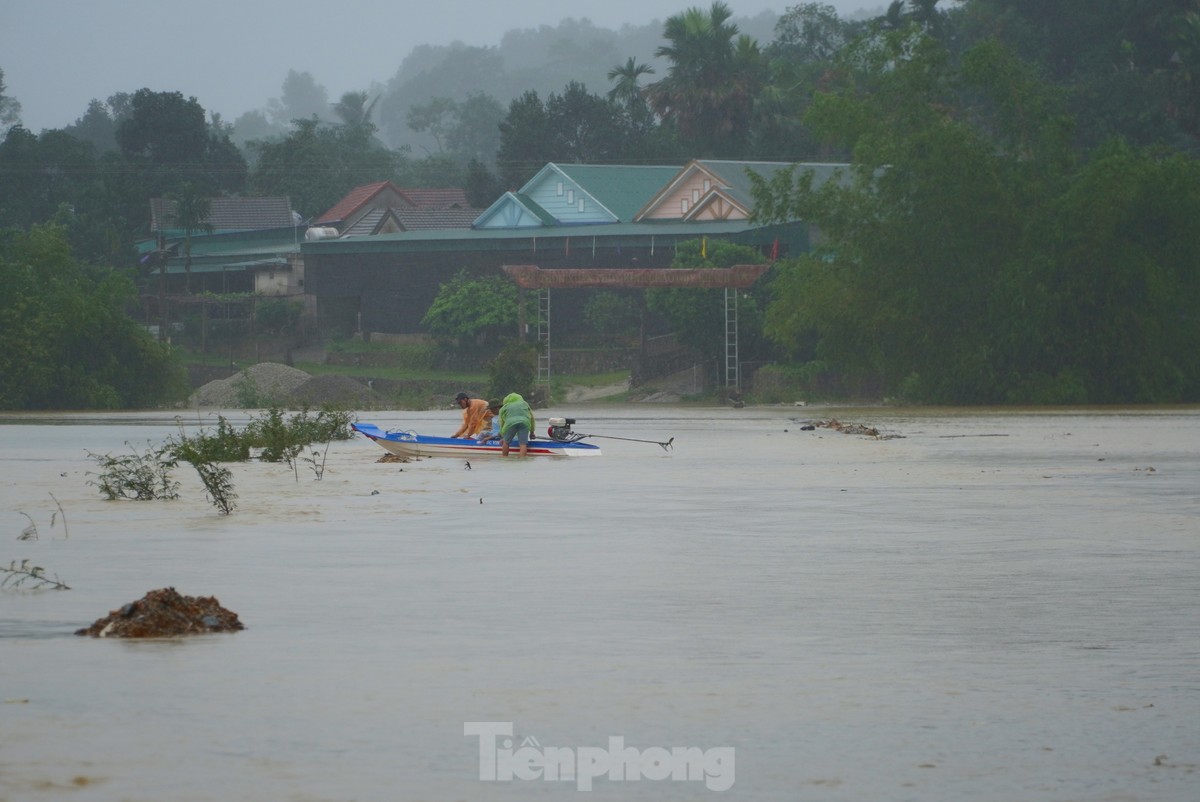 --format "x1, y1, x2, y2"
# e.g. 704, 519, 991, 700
692, 188, 701, 203
557, 182, 564, 196
578, 198, 584, 212
567, 189, 574, 204
681, 198, 689, 214
703, 179, 711, 192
